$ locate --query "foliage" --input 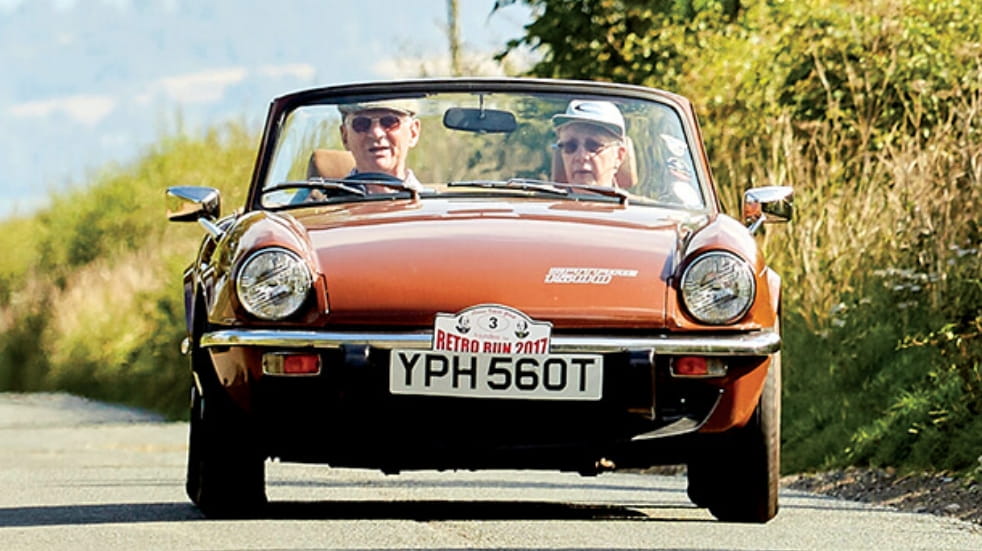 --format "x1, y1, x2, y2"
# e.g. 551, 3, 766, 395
503, 0, 982, 477
0, 123, 256, 419
496, 0, 740, 89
